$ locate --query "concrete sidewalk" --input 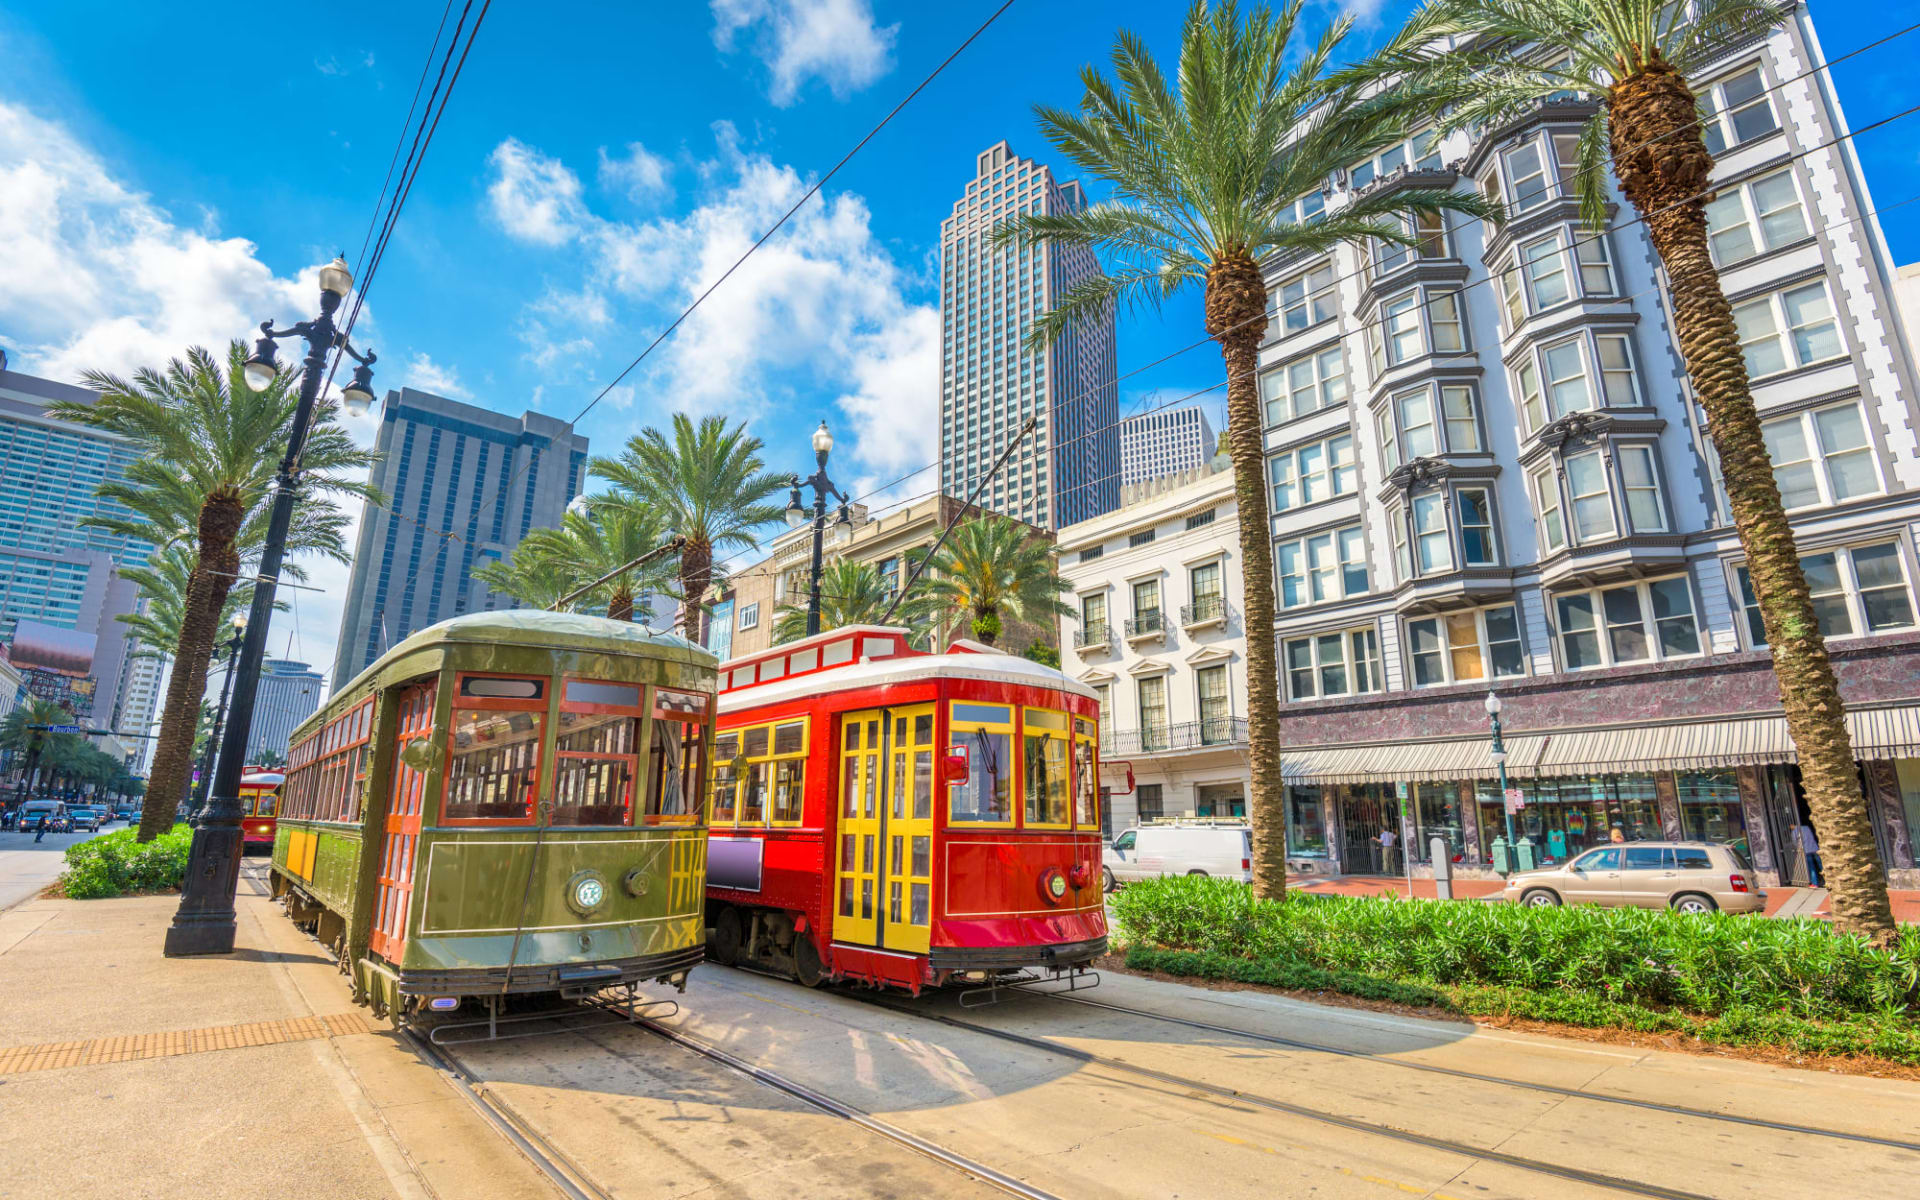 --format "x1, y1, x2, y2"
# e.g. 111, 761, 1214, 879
0, 868, 558, 1200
